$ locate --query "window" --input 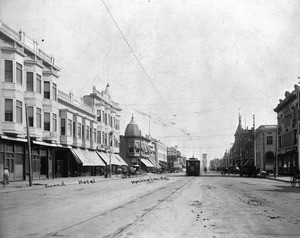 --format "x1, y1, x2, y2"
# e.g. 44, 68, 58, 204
61, 119, 66, 135
44, 112, 50, 131
73, 122, 76, 138
97, 110, 101, 122
94, 129, 96, 142
36, 74, 41, 93
36, 108, 41, 128
68, 119, 72, 136
44, 81, 50, 99
5, 60, 13, 82
82, 125, 84, 139
86, 125, 89, 140
26, 72, 34, 91
5, 99, 13, 122
28, 106, 34, 127
52, 113, 57, 132
97, 131, 101, 144
16, 63, 22, 85
78, 122, 81, 139
52, 83, 57, 101
104, 133, 107, 145
266, 136, 273, 145
16, 100, 22, 123
102, 132, 105, 145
